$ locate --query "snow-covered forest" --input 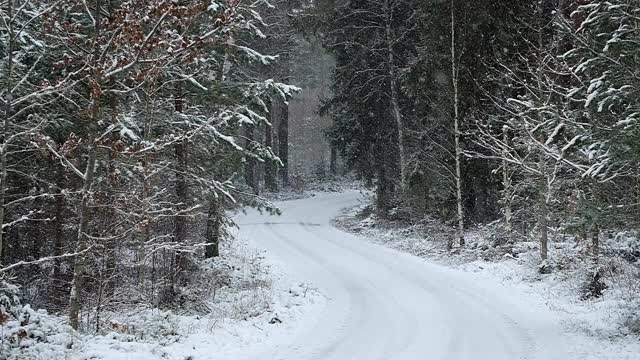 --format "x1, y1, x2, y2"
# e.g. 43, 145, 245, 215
1, 0, 640, 359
